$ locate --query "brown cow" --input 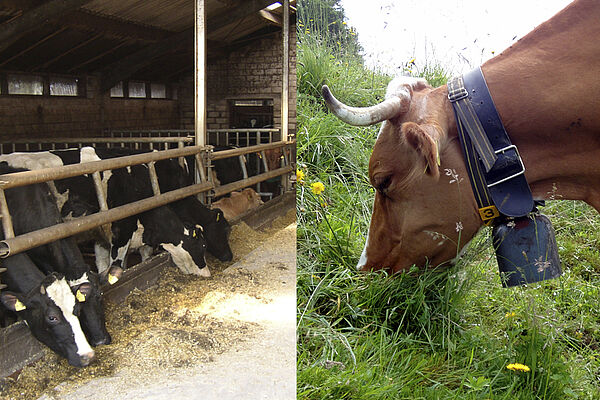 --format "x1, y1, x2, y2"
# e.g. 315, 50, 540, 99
323, 0, 600, 274
211, 188, 264, 221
